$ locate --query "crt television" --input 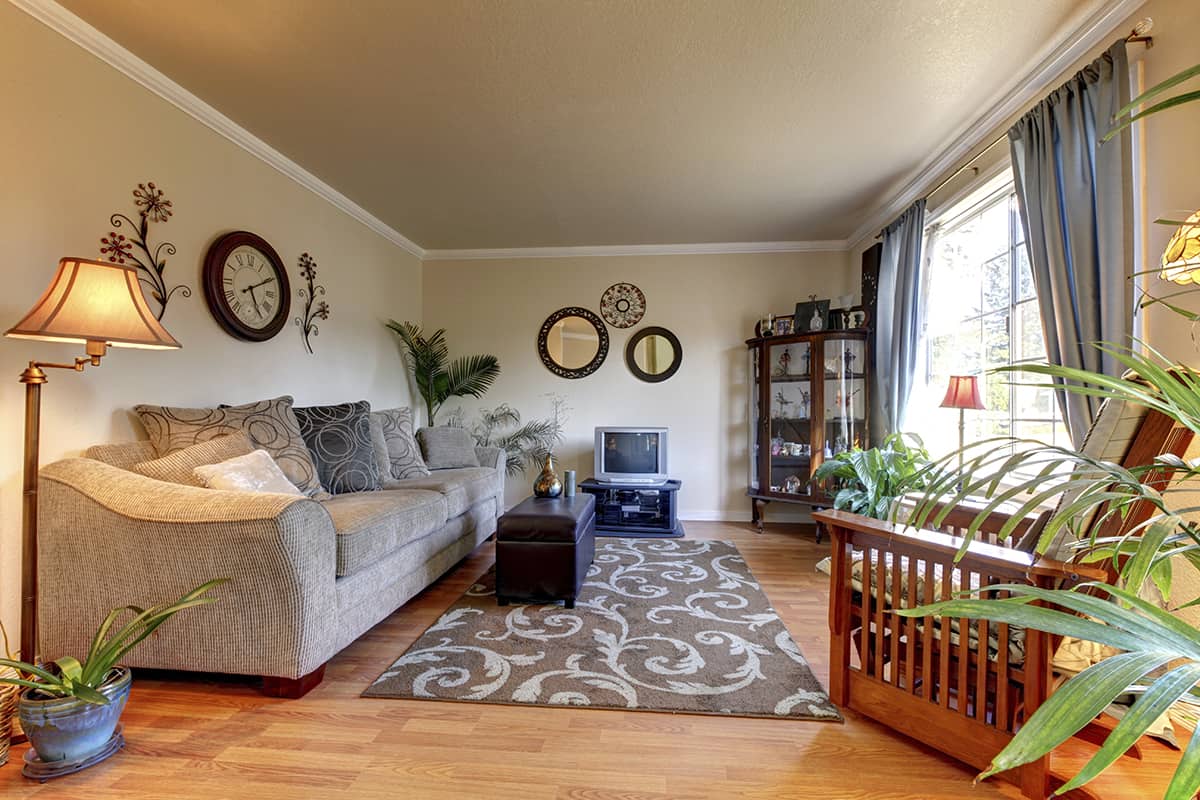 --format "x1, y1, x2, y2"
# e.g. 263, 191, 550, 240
594, 427, 669, 484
